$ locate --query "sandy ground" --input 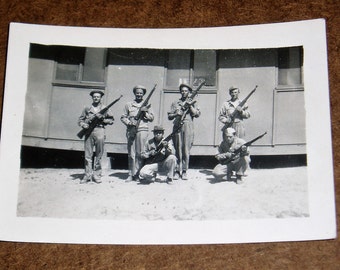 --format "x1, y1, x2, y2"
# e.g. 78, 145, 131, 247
16, 166, 309, 221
